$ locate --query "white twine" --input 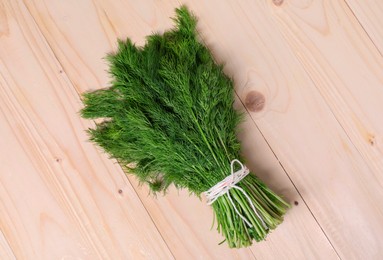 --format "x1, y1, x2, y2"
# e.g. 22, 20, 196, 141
204, 159, 267, 229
